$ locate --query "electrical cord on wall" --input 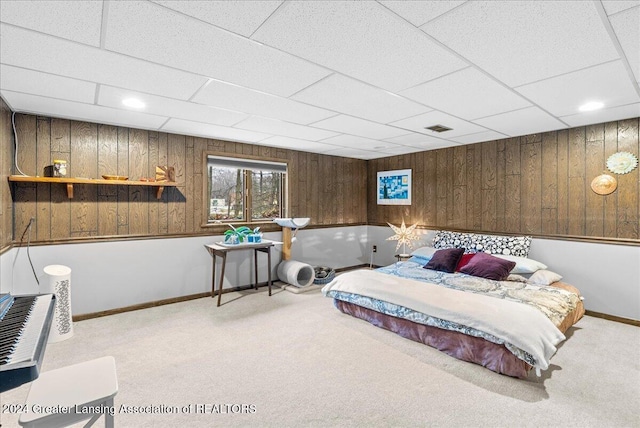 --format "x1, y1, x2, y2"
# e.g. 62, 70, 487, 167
11, 218, 40, 294
12, 111, 28, 176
